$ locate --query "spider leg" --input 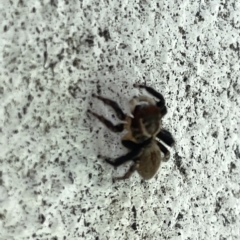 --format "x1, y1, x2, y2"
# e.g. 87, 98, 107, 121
121, 140, 142, 149
92, 94, 126, 120
134, 84, 167, 116
113, 163, 138, 180
105, 138, 152, 166
156, 141, 170, 162
88, 110, 124, 132
105, 148, 142, 166
157, 129, 175, 146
